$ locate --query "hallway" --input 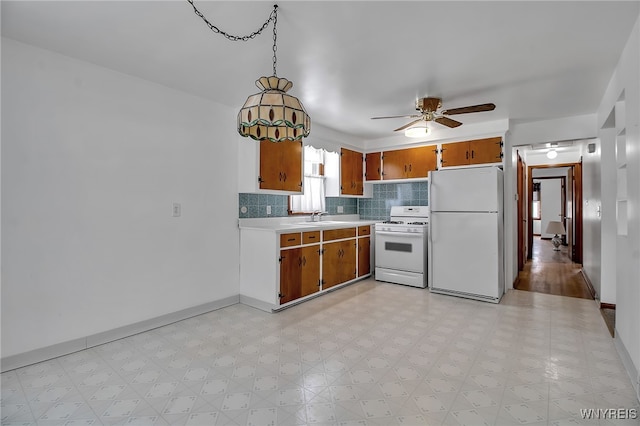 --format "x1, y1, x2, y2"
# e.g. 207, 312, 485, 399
514, 237, 594, 300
